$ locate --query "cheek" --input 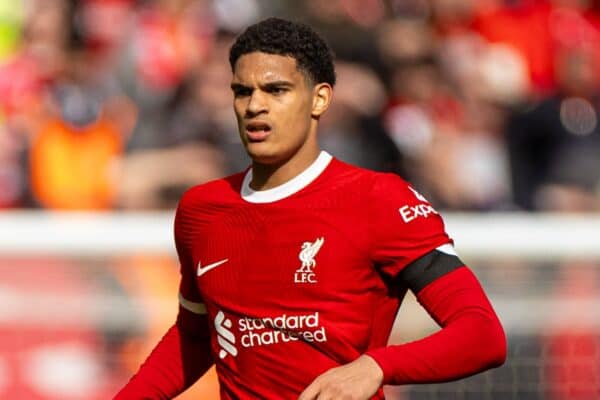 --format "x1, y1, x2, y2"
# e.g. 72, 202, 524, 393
278, 97, 312, 129
233, 101, 244, 119
233, 103, 246, 129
